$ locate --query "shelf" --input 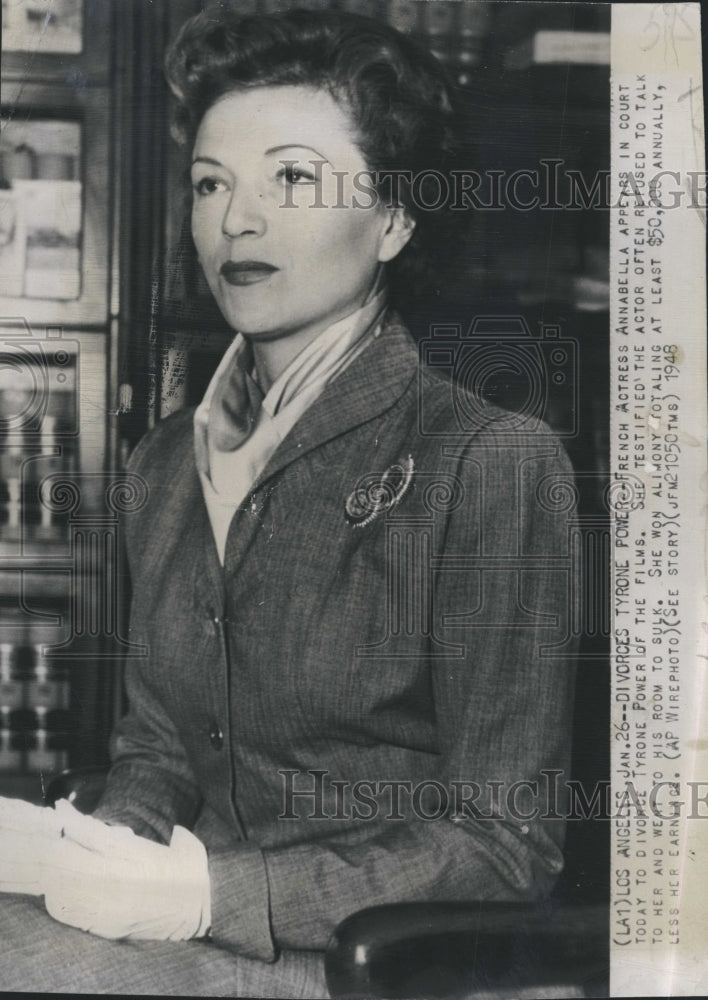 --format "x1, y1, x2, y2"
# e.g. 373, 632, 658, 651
0, 571, 71, 598
0, 541, 73, 564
